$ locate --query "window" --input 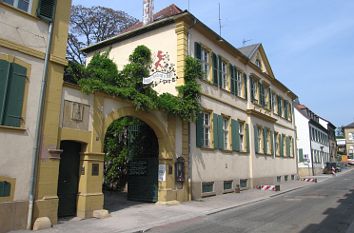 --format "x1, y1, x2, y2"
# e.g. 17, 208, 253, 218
236, 70, 243, 97
196, 111, 211, 148
277, 176, 281, 183
266, 129, 272, 155
201, 47, 210, 80
222, 116, 229, 150
256, 126, 263, 154
0, 59, 27, 128
220, 60, 228, 89
3, 0, 31, 12
275, 132, 280, 156
251, 77, 259, 103
240, 179, 248, 188
194, 42, 210, 80
202, 182, 214, 193
239, 121, 244, 151
255, 59, 261, 68
224, 180, 233, 190
272, 92, 277, 114
284, 175, 288, 182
